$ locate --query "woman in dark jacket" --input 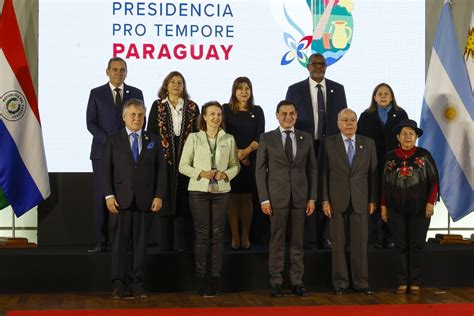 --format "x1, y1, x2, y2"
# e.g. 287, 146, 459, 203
357, 83, 408, 248
381, 119, 439, 295
146, 71, 200, 251
223, 77, 265, 249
